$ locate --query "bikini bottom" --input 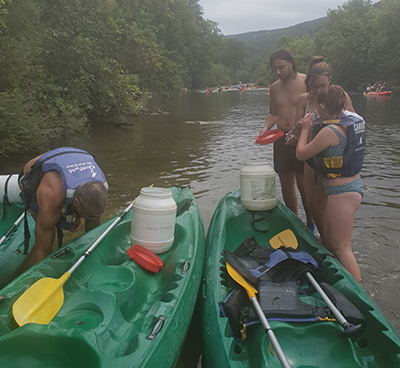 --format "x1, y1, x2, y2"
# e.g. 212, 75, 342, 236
324, 176, 364, 197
